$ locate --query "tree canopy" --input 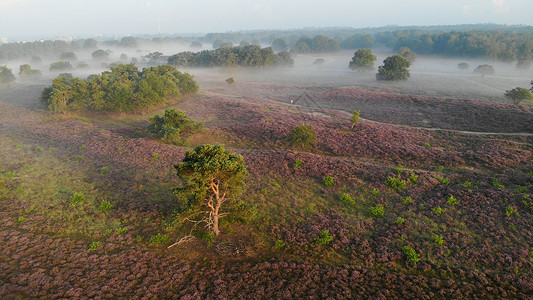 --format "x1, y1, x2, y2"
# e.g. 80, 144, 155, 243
349, 49, 377, 71
504, 87, 533, 104
398, 47, 416, 63
288, 125, 317, 150
376, 55, 411, 81
148, 109, 203, 144
0, 66, 16, 84
173, 145, 247, 236
19, 64, 42, 80
41, 64, 198, 113
473, 64, 495, 77
291, 35, 340, 53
